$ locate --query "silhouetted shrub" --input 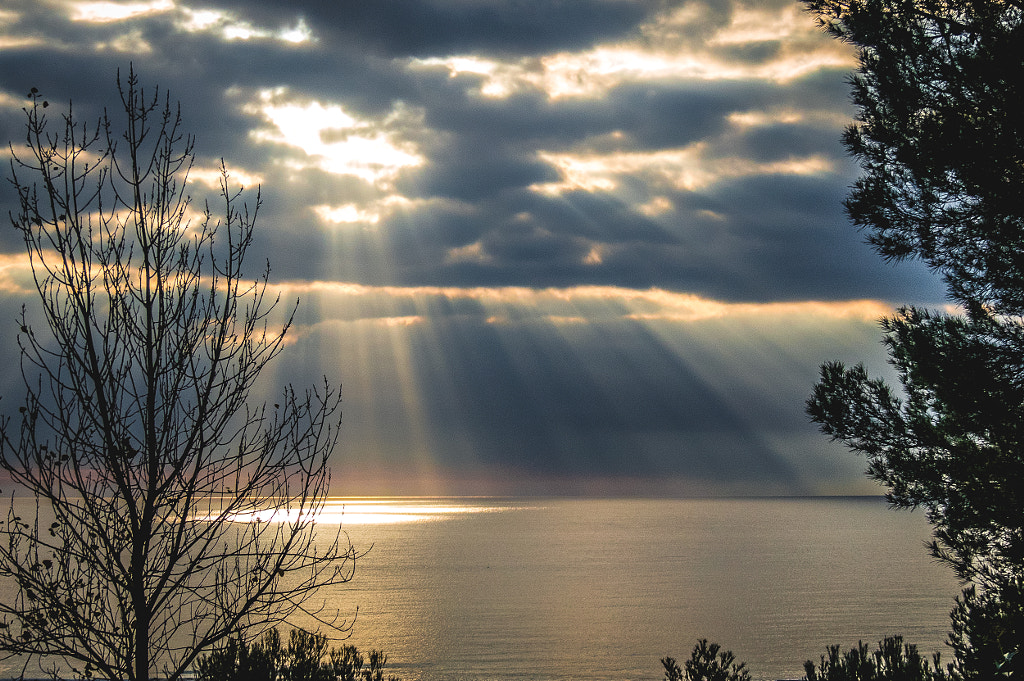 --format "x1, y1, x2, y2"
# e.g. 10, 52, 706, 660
196, 628, 282, 681
803, 636, 947, 681
663, 639, 751, 681
947, 582, 1024, 679
196, 628, 398, 681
